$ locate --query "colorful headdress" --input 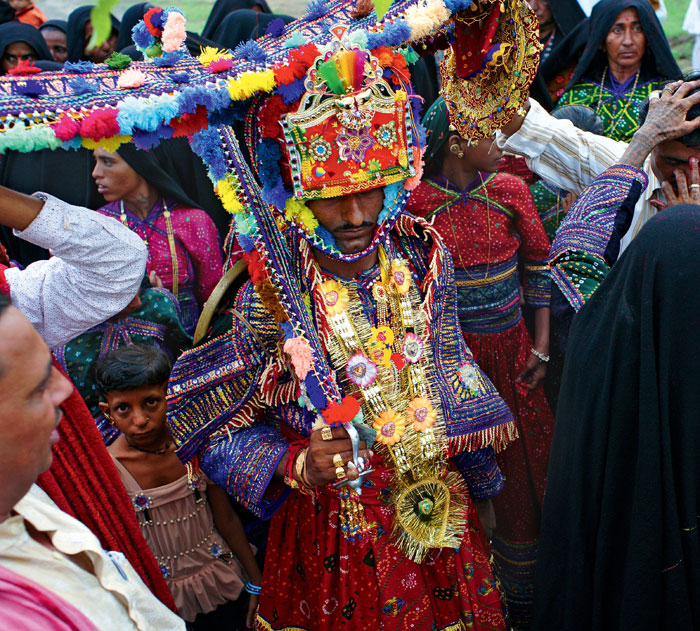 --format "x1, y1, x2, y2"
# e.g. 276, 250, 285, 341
248, 26, 425, 261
